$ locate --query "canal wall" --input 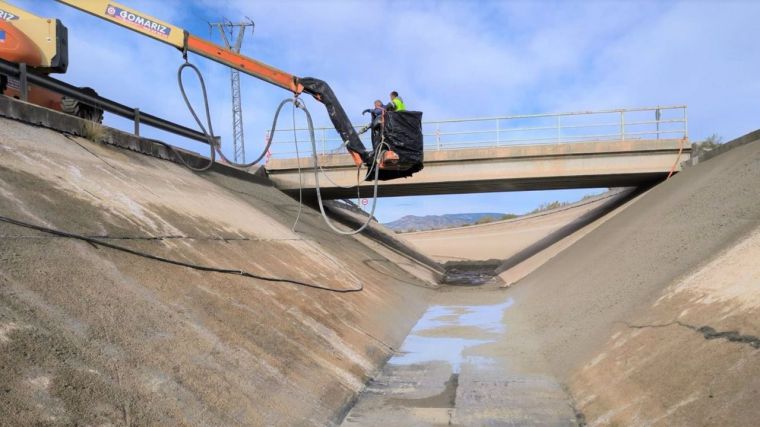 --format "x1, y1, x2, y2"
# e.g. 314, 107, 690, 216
0, 106, 438, 426
502, 131, 760, 425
